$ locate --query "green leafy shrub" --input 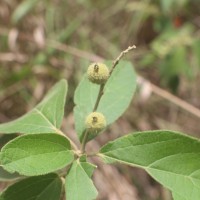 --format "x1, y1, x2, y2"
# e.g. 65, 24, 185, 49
0, 47, 199, 200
